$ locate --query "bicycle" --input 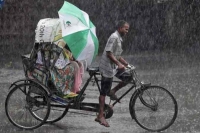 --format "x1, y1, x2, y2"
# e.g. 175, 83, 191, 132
5, 42, 178, 132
